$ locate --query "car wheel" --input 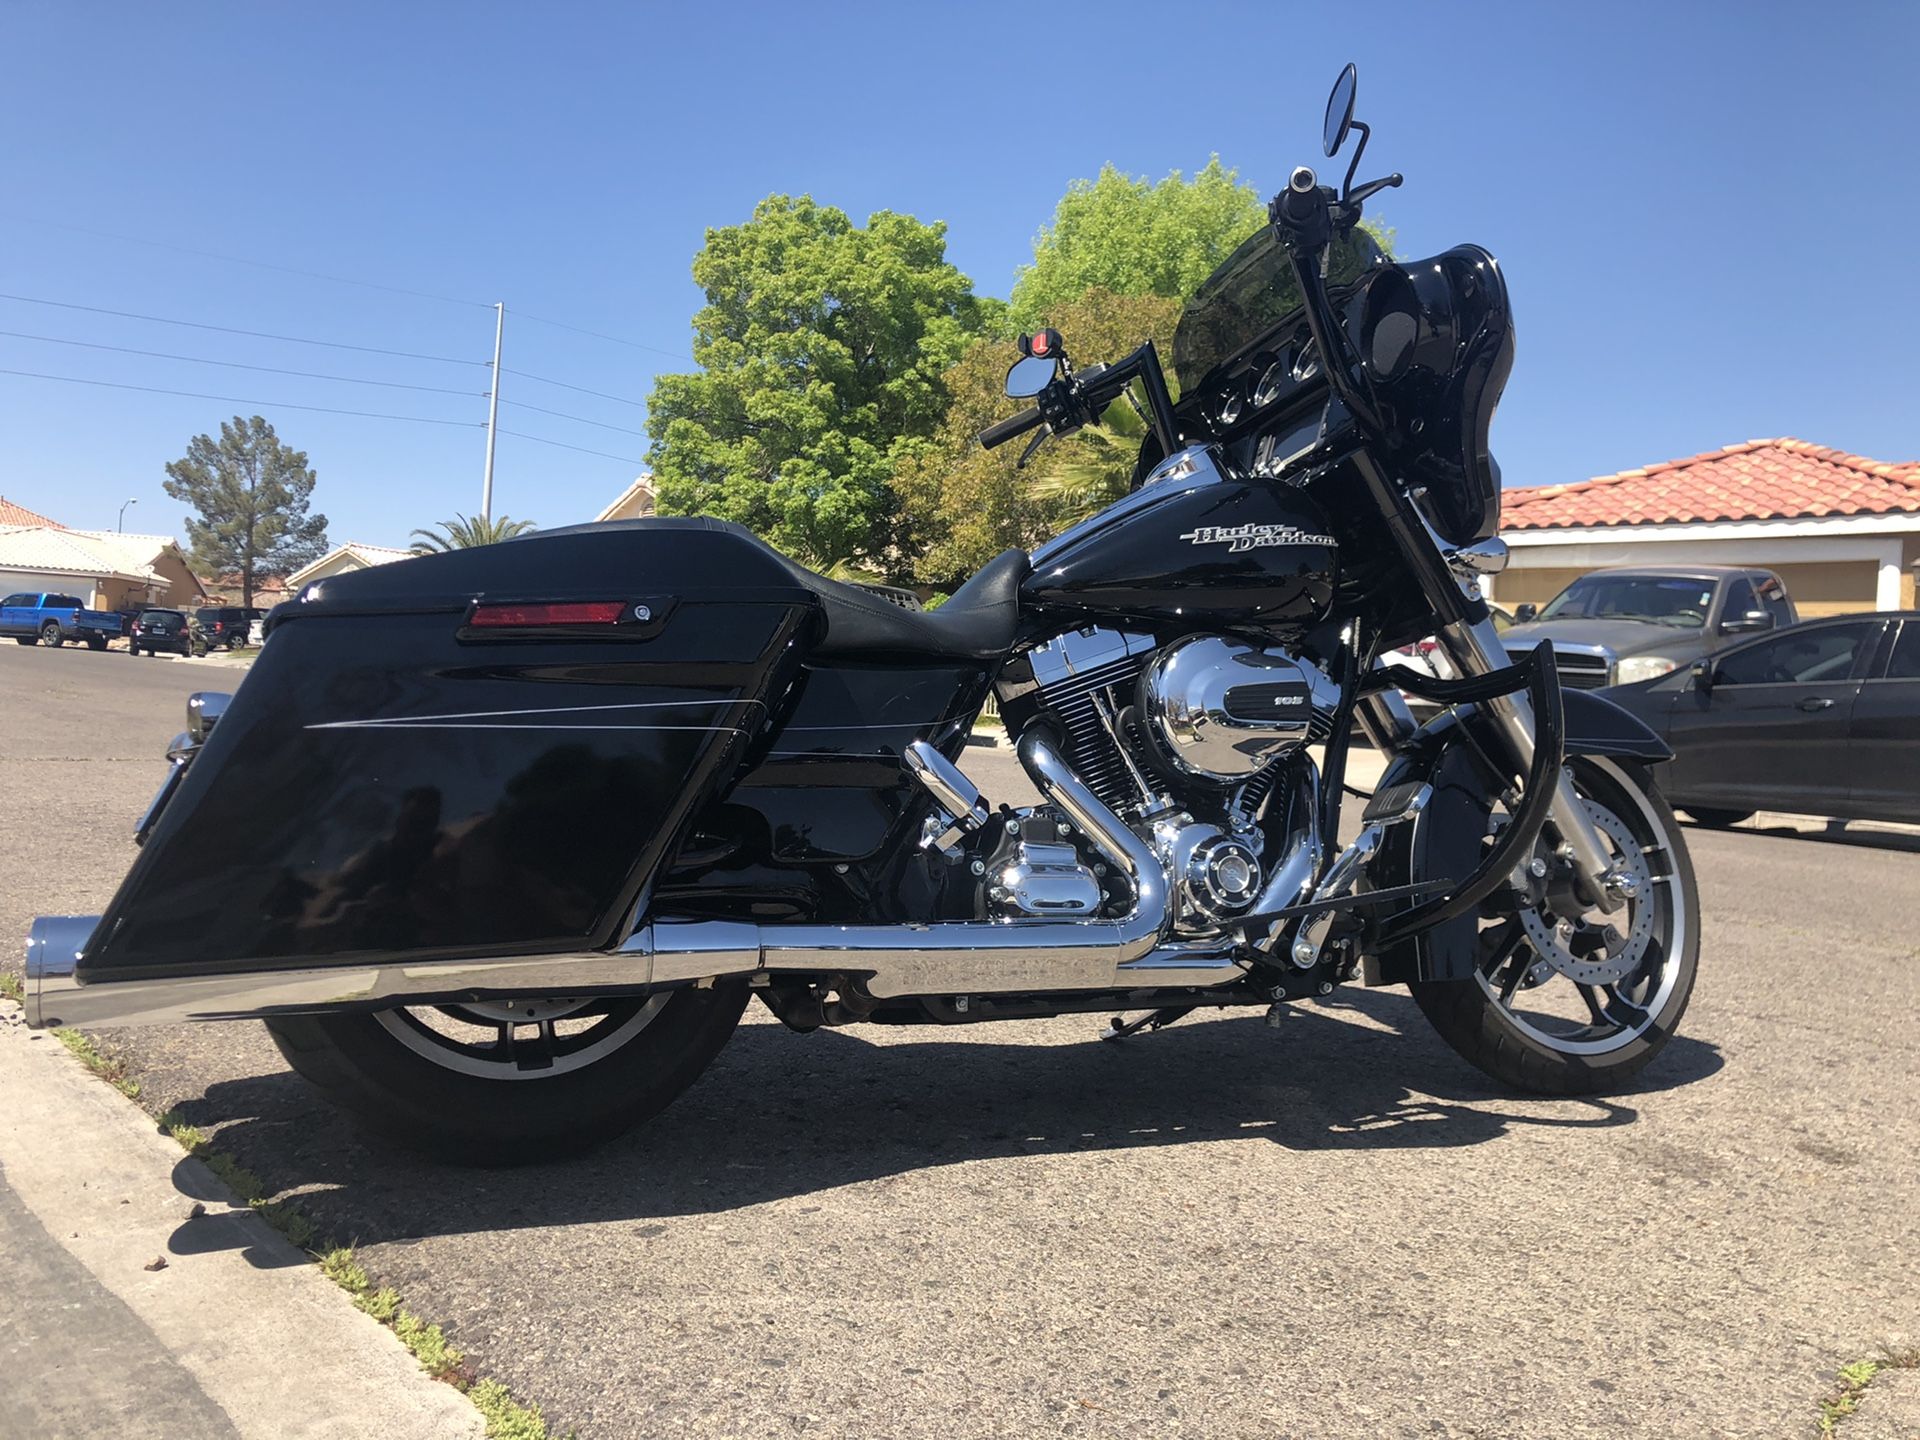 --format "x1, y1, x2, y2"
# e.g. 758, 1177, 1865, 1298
39, 622, 63, 648
13, 636, 34, 646
87, 637, 107, 651
1680, 806, 1751, 827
